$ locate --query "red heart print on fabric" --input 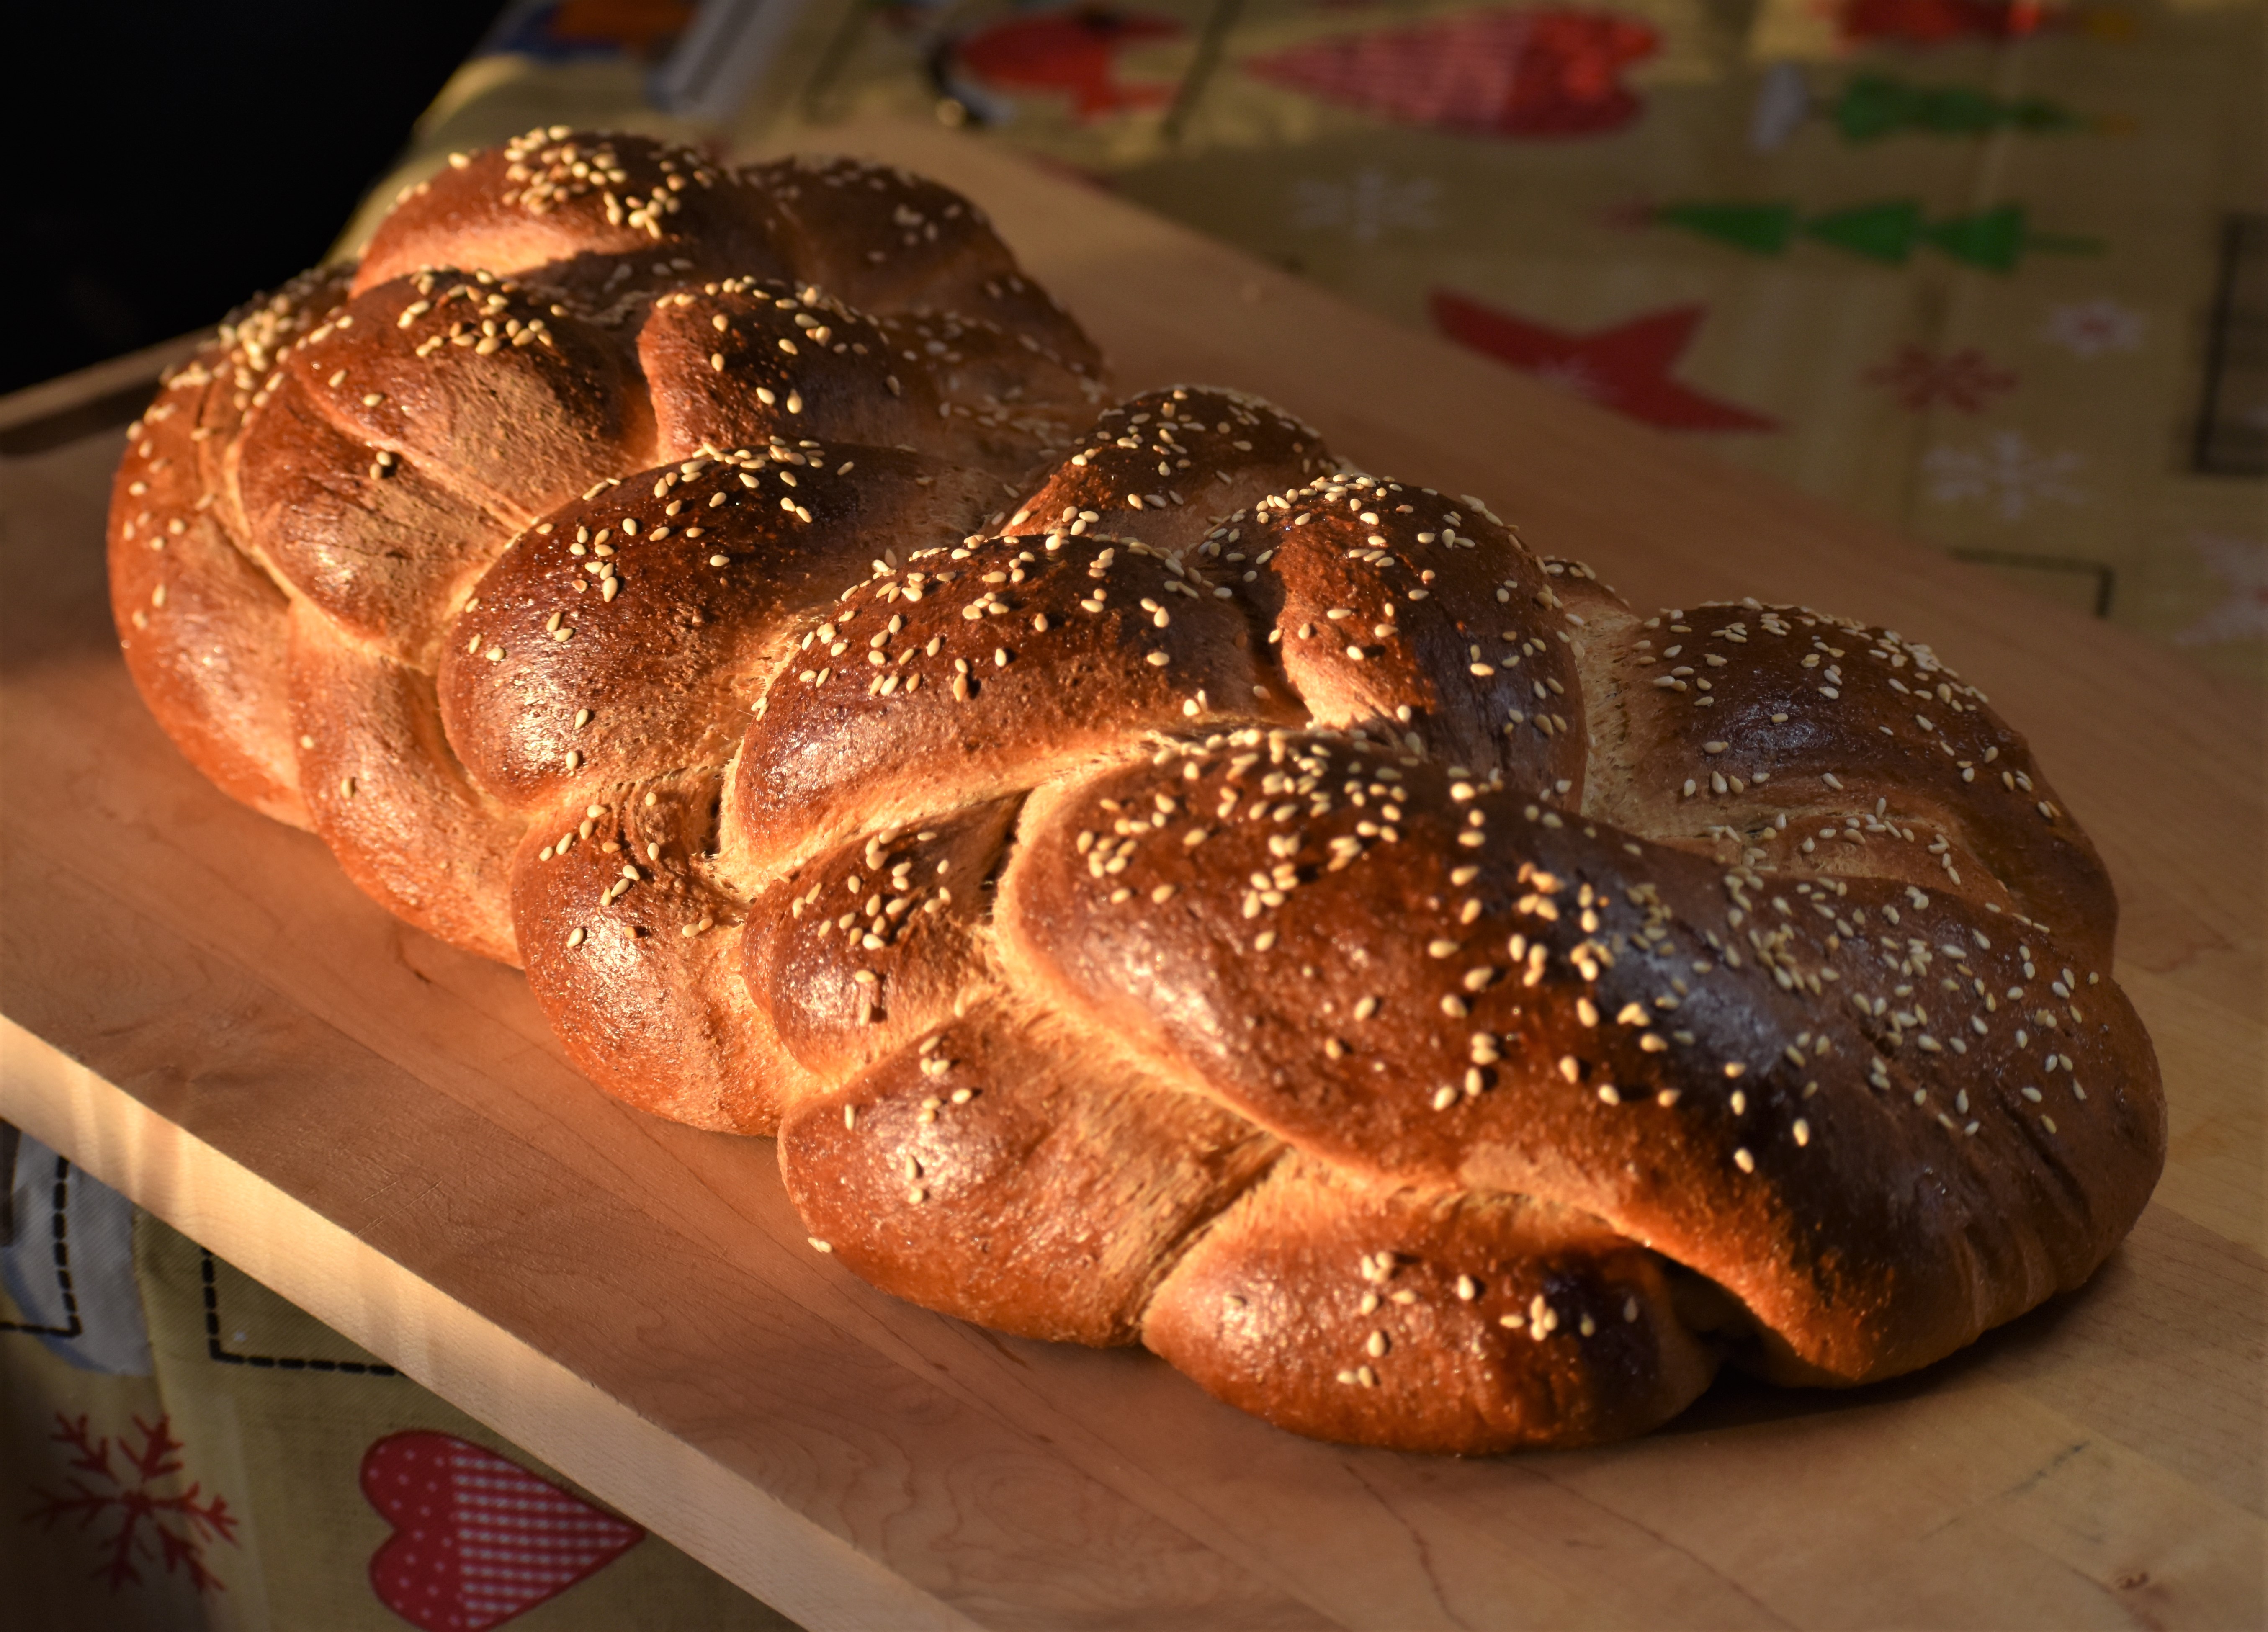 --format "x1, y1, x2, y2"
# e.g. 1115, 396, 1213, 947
362, 1431, 643, 1631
